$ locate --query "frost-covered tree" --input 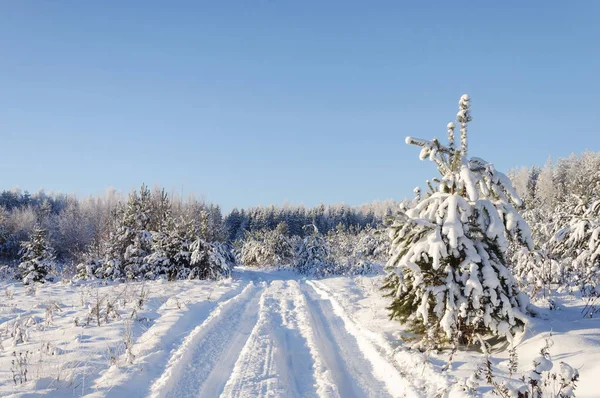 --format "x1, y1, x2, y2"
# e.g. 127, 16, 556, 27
325, 225, 388, 275
240, 230, 270, 267
187, 239, 234, 280
294, 225, 336, 277
18, 225, 55, 284
83, 185, 154, 279
549, 199, 600, 291
144, 216, 194, 280
354, 226, 390, 265
241, 222, 295, 267
510, 247, 557, 299
382, 95, 532, 344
